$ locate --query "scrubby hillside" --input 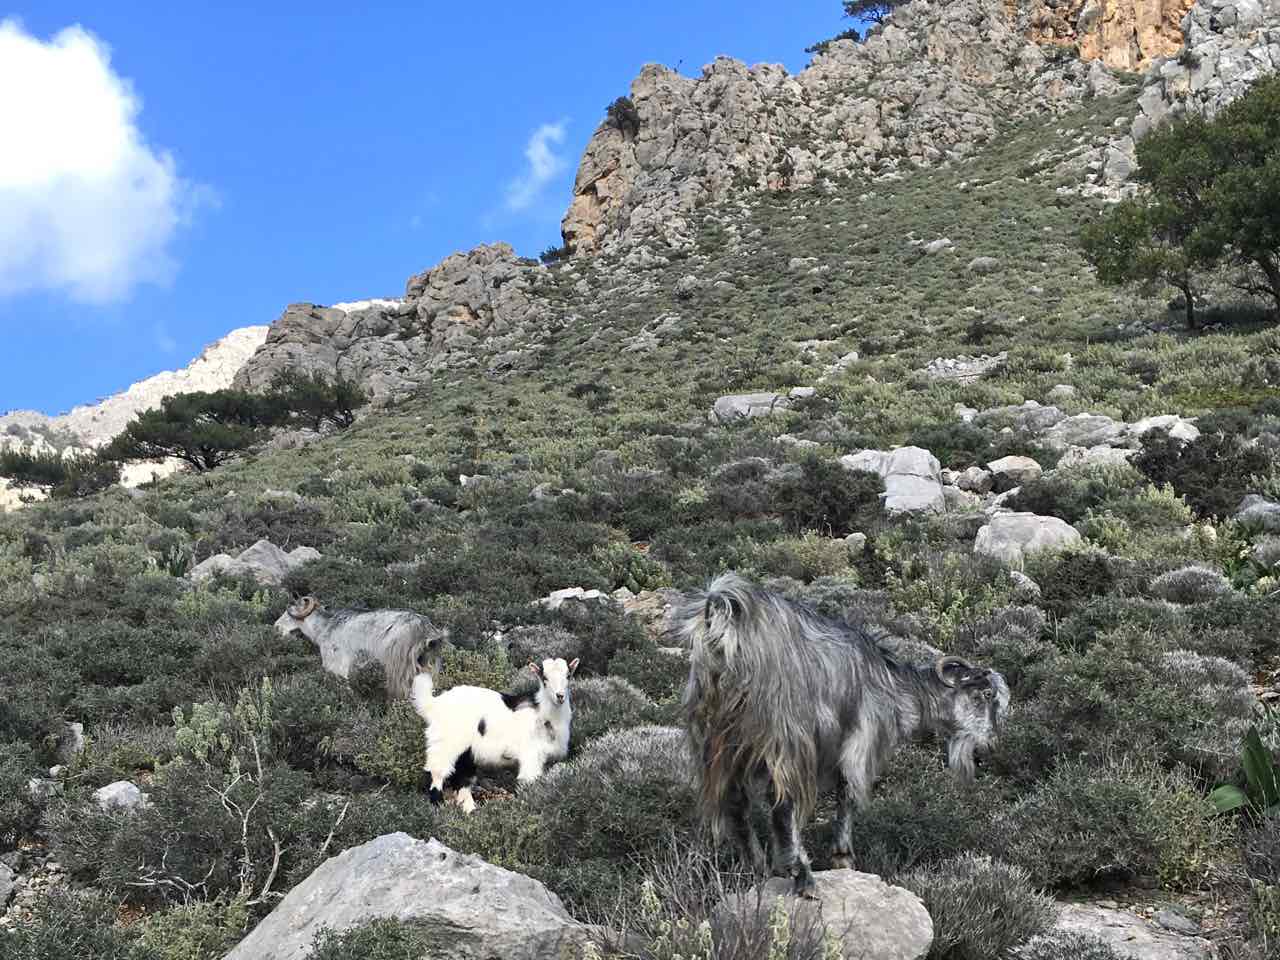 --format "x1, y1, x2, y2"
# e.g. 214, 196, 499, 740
2, 0, 1280, 957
